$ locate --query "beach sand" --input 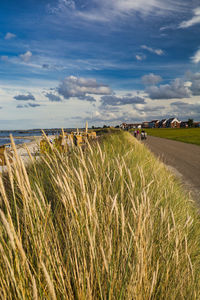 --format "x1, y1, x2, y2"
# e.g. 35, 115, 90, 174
0, 135, 55, 172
